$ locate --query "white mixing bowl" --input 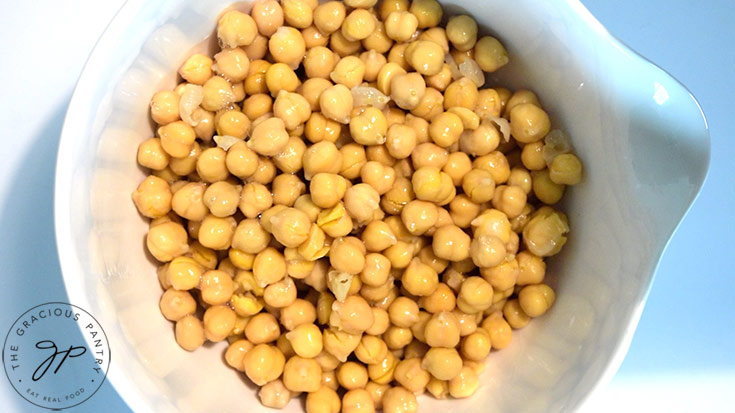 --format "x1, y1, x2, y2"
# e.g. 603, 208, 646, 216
54, 0, 710, 411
